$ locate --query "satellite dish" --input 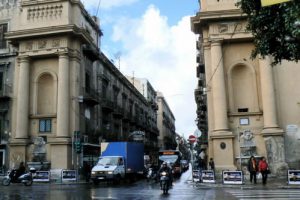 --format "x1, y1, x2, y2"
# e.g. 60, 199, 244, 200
194, 129, 202, 137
